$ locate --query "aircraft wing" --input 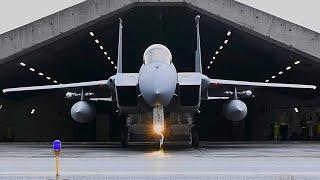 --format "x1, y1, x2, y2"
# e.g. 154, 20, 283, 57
2, 80, 111, 93
209, 79, 317, 89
